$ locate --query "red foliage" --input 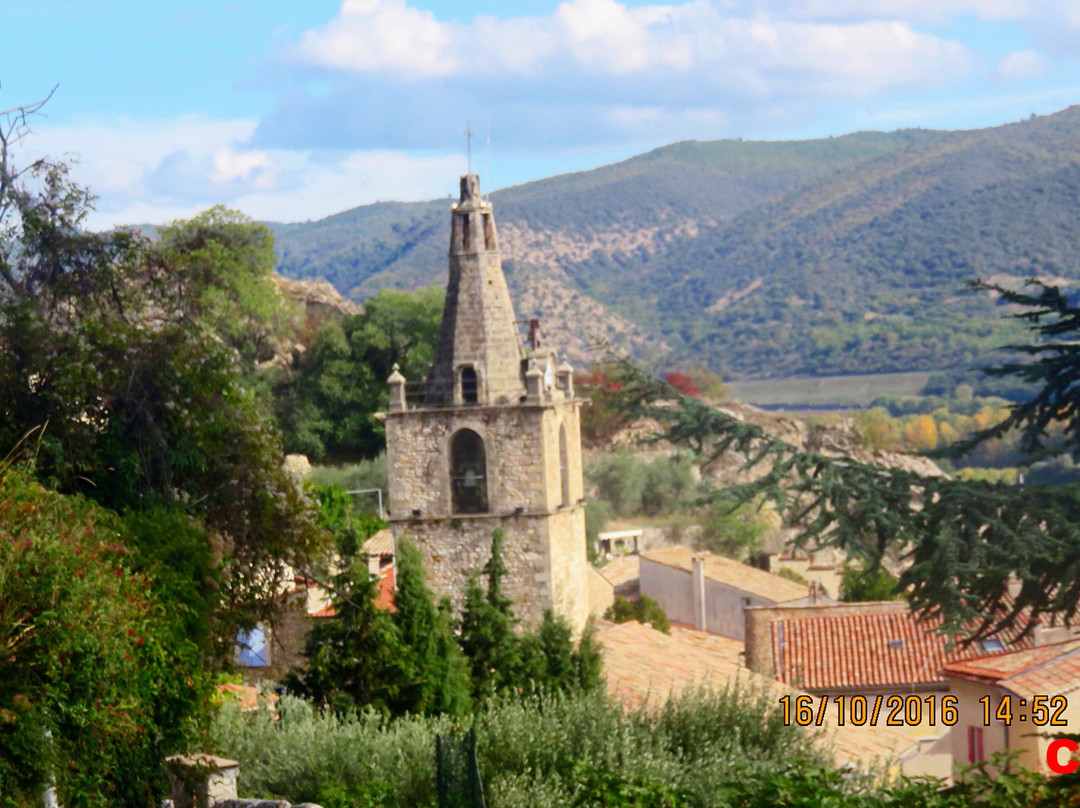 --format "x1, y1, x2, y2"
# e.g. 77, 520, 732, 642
575, 371, 623, 392
665, 371, 702, 398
